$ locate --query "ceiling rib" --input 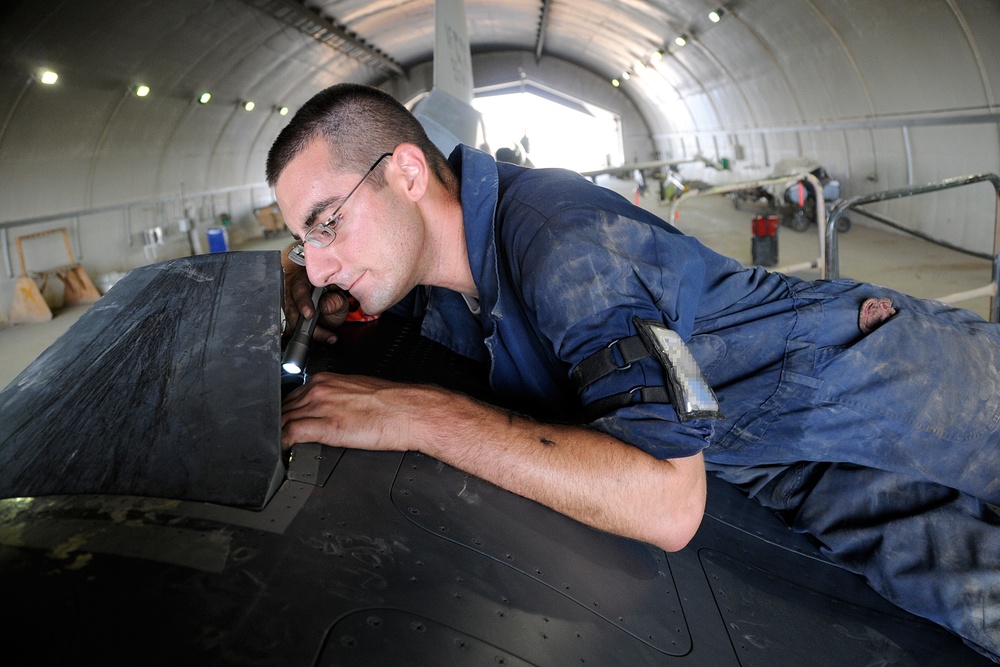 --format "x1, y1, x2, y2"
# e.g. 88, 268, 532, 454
535, 0, 553, 63
241, 0, 405, 77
